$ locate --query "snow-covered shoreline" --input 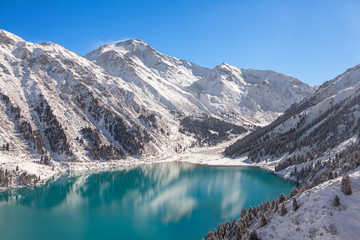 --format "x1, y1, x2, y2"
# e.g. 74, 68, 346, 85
0, 137, 278, 192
